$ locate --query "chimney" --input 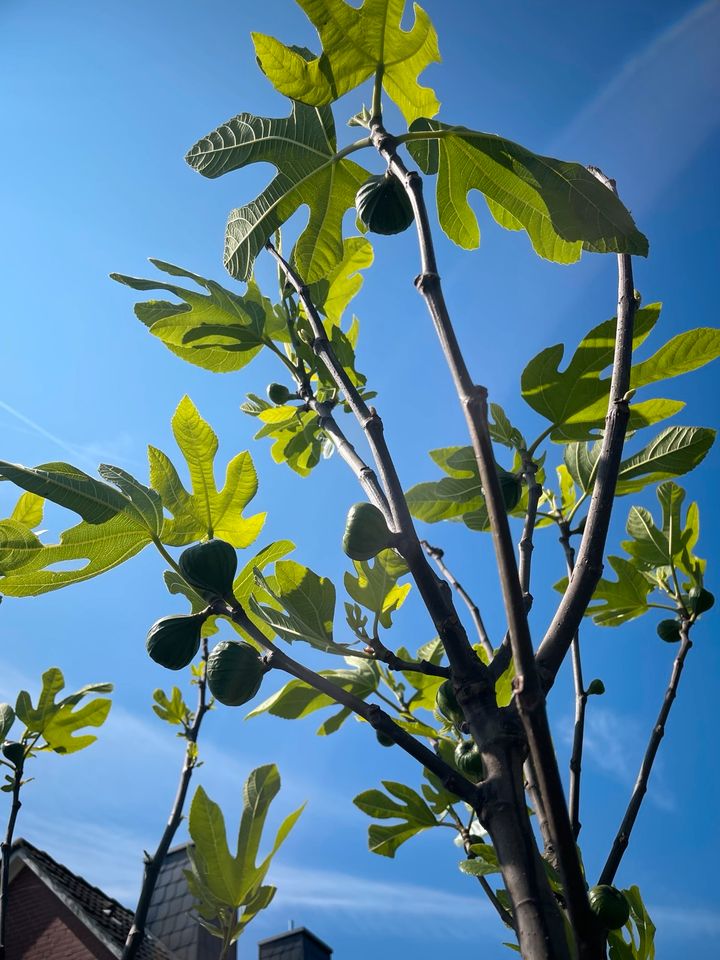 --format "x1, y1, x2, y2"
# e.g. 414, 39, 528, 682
145, 843, 237, 960
258, 927, 333, 960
